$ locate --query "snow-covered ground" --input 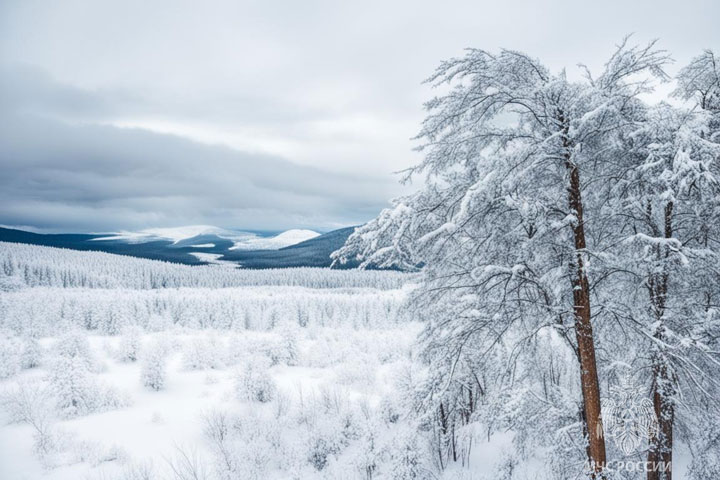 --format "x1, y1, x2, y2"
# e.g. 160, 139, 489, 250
0, 242, 439, 480
187, 252, 238, 266
0, 323, 429, 480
